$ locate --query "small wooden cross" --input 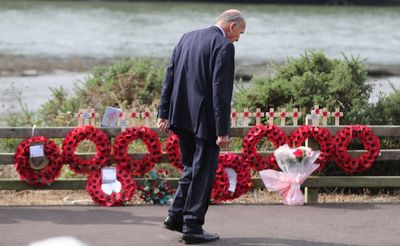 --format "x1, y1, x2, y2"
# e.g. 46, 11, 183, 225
130, 110, 138, 127
321, 108, 330, 126
118, 111, 127, 131
267, 108, 276, 124
291, 108, 301, 126
231, 109, 238, 127
243, 108, 250, 127
141, 108, 152, 127
254, 108, 265, 125
75, 109, 84, 127
313, 105, 321, 126
333, 107, 344, 126
314, 105, 321, 118
279, 108, 287, 126
89, 109, 99, 127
